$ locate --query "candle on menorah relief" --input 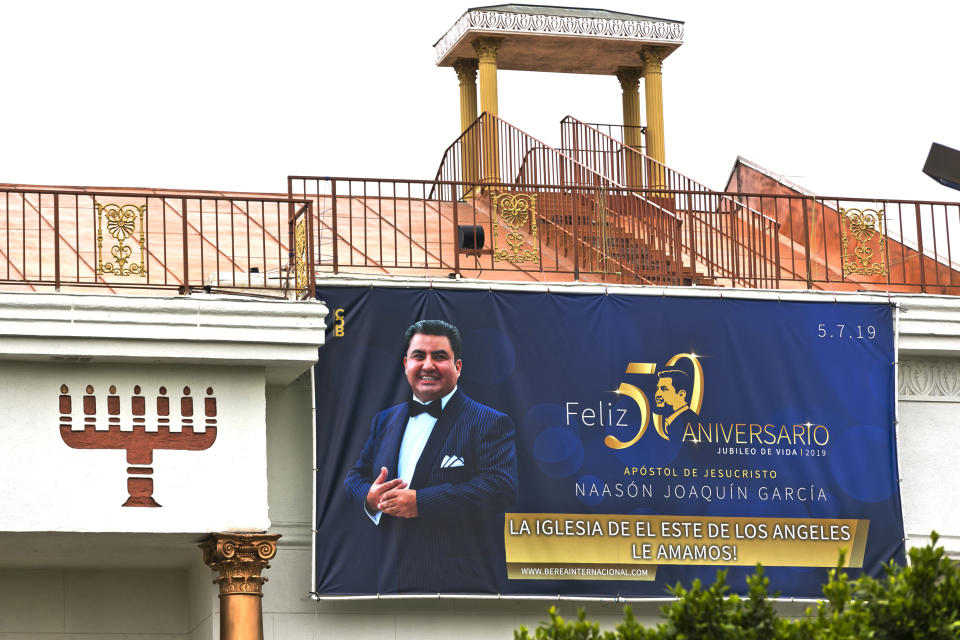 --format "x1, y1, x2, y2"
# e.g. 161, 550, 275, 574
125, 385, 153, 505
